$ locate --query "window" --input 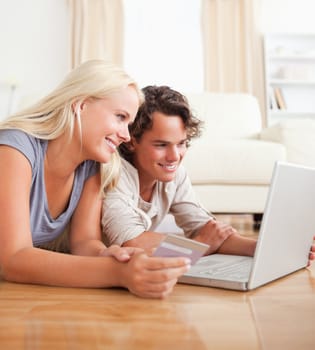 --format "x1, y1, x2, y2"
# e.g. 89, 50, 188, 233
123, 0, 202, 93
